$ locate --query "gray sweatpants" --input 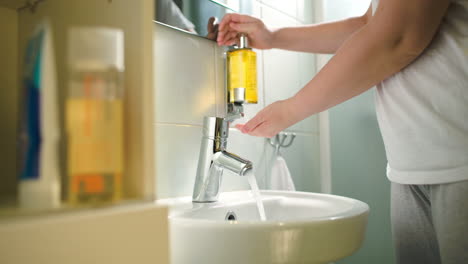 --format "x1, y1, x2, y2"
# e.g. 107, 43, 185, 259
391, 180, 468, 264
